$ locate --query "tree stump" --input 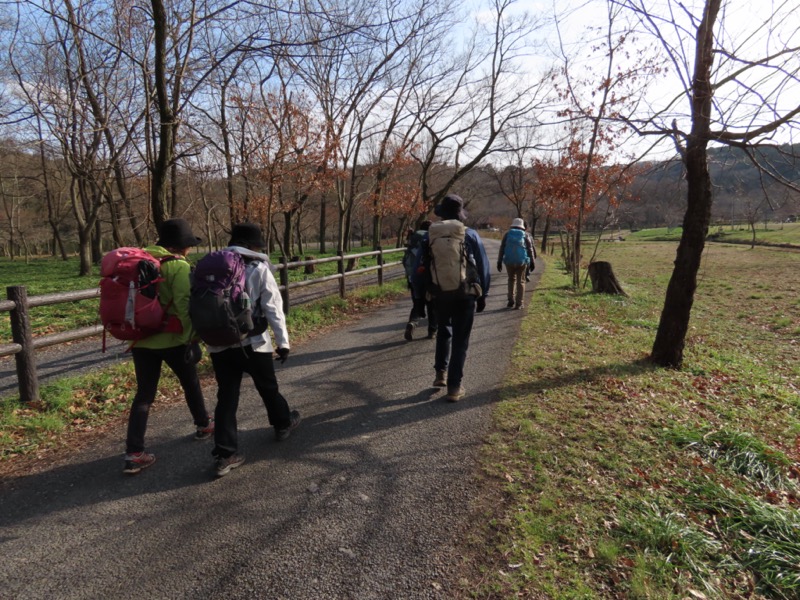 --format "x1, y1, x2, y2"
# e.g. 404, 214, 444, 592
345, 257, 359, 272
588, 261, 627, 296
289, 255, 301, 270
304, 256, 316, 275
